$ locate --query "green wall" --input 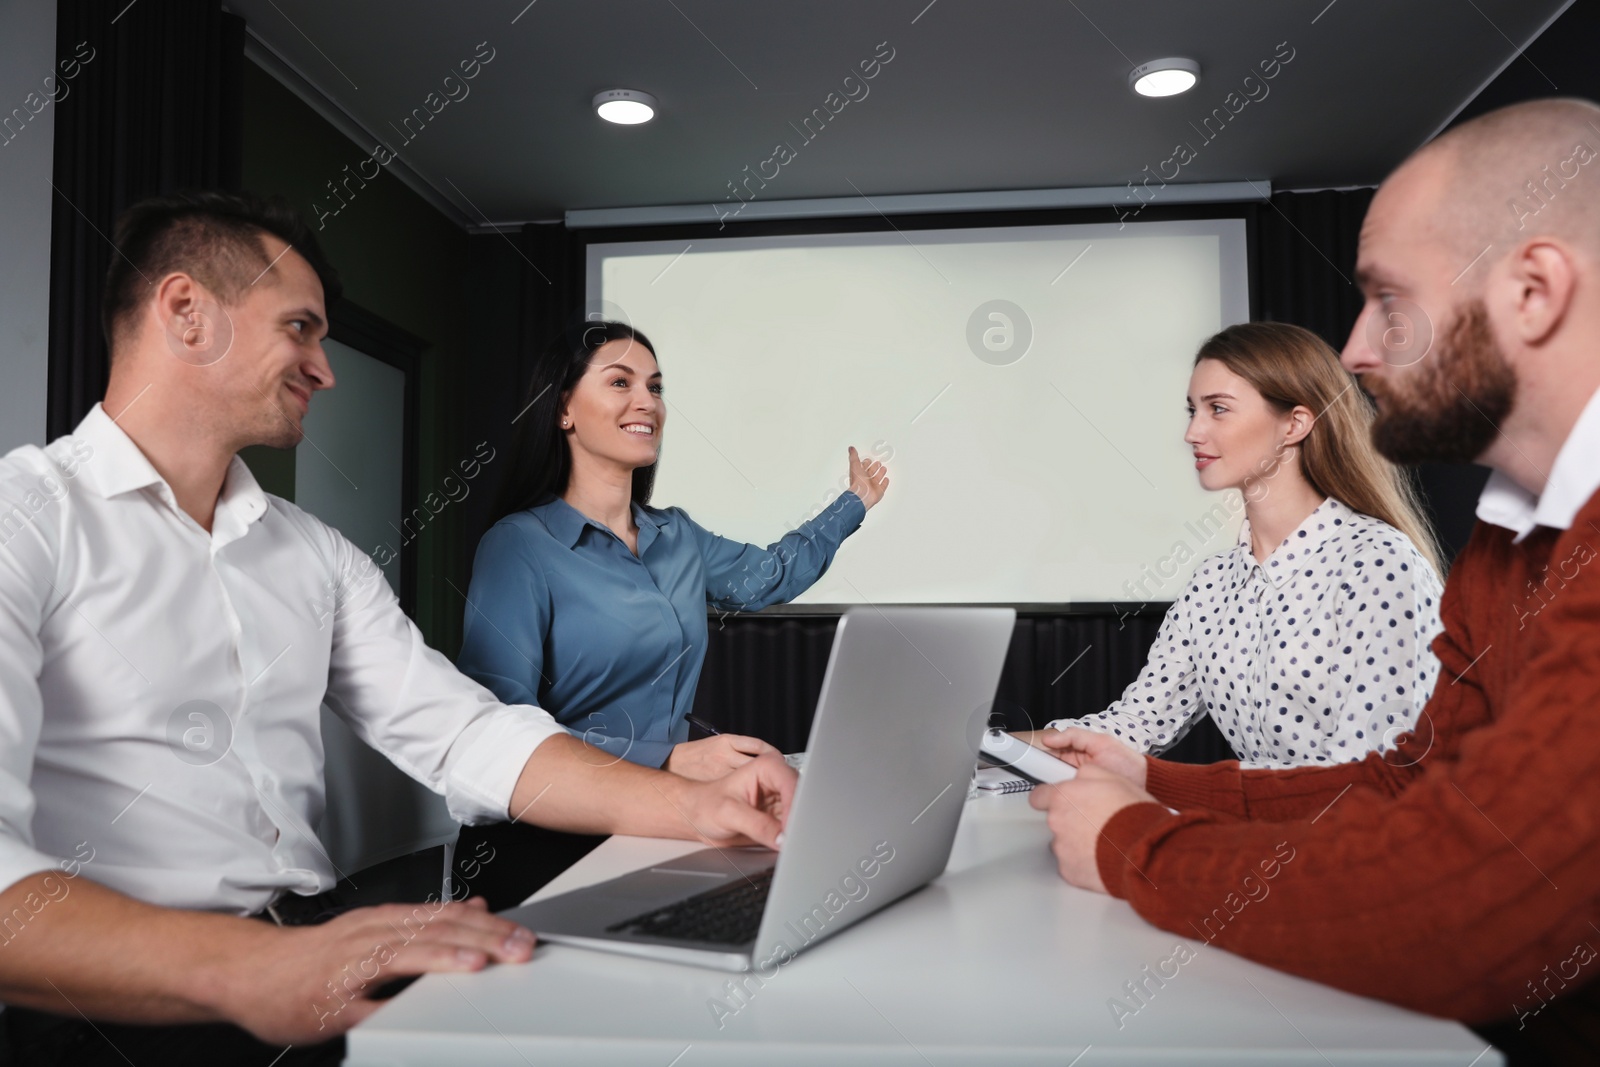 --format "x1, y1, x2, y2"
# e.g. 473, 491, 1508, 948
240, 59, 509, 655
